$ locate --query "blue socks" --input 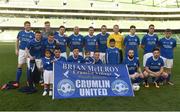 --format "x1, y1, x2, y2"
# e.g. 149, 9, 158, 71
16, 68, 22, 82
